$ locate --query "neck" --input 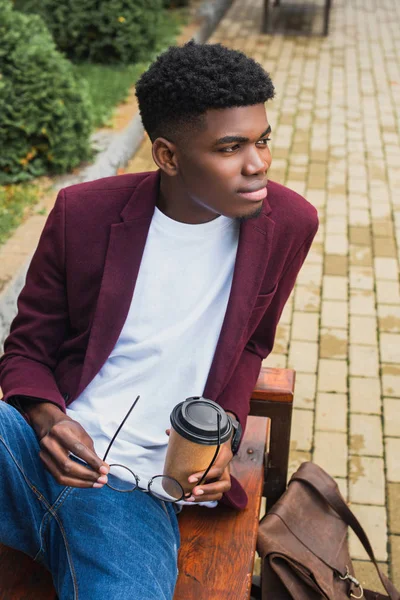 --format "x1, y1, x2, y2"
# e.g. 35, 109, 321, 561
157, 171, 220, 225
